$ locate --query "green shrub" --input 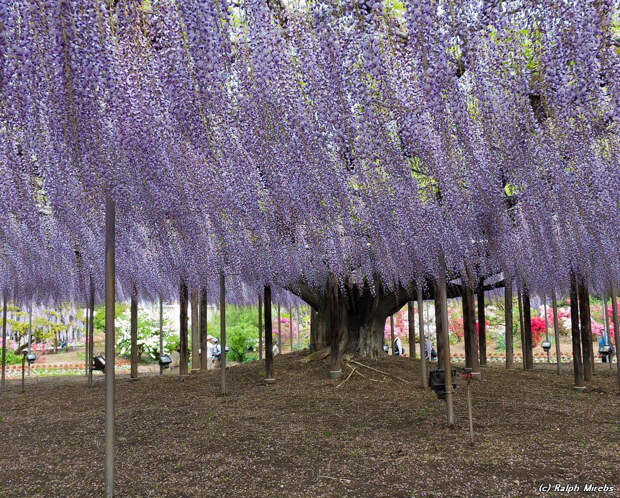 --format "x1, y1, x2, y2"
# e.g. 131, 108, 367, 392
208, 306, 259, 363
